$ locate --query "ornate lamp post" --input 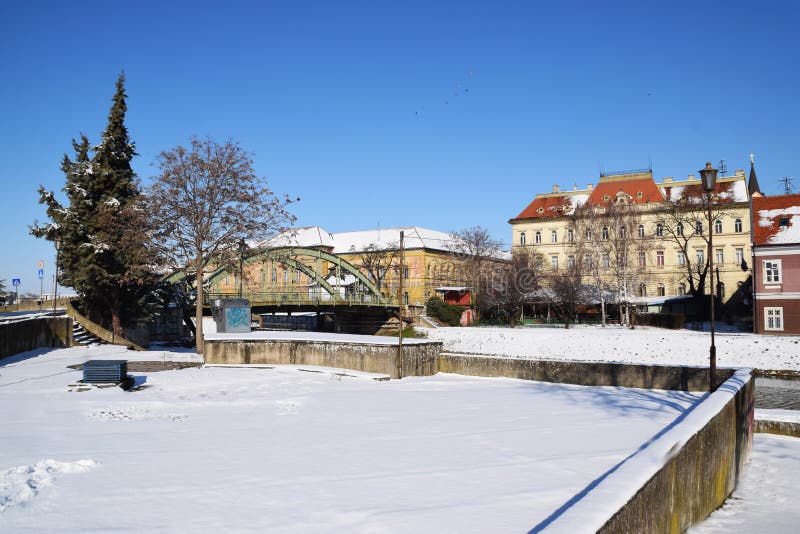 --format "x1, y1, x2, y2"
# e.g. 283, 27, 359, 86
53, 238, 61, 316
699, 162, 718, 393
